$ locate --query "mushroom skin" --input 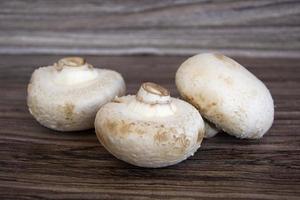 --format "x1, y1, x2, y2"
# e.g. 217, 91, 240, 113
27, 57, 125, 131
95, 82, 205, 168
176, 53, 274, 139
